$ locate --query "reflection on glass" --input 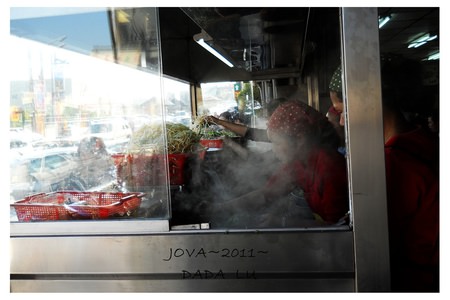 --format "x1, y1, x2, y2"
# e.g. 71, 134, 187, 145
163, 78, 192, 126
10, 8, 113, 58
199, 82, 237, 116
9, 8, 171, 223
